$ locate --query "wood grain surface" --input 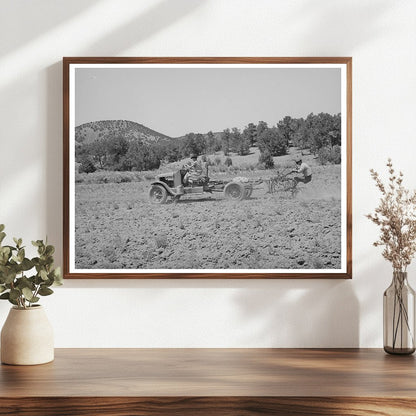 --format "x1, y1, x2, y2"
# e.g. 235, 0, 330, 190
1, 349, 415, 415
